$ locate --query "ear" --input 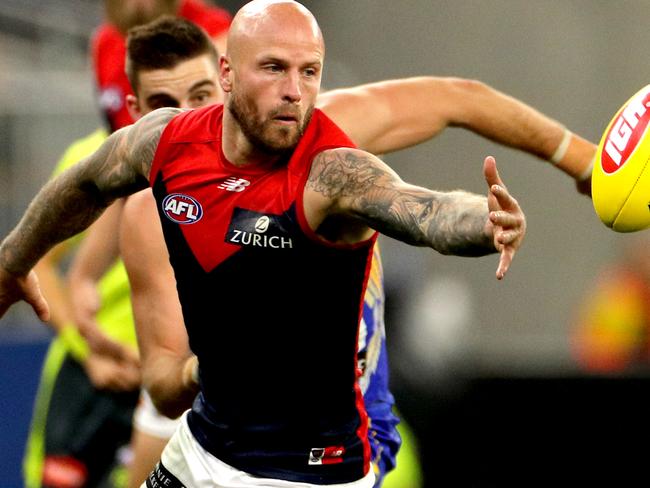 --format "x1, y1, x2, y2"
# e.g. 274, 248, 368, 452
126, 94, 143, 121
219, 55, 233, 94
